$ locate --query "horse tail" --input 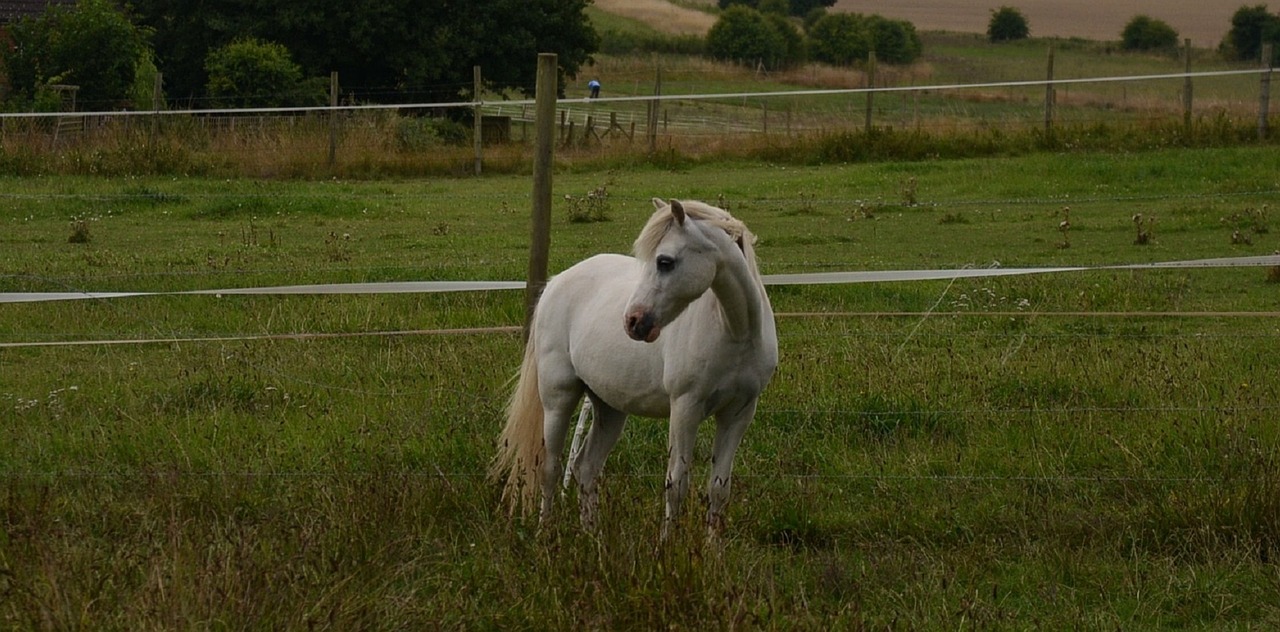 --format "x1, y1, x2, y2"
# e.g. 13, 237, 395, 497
489, 331, 545, 515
